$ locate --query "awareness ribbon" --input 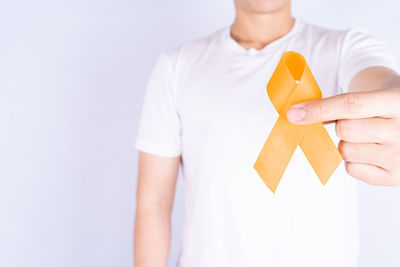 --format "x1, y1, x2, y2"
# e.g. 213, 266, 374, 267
253, 51, 342, 193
